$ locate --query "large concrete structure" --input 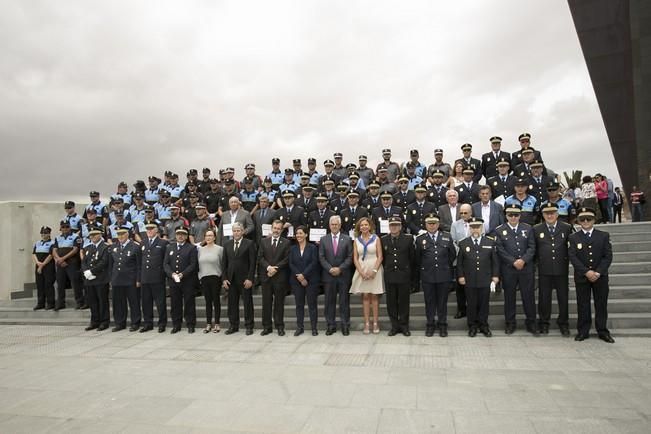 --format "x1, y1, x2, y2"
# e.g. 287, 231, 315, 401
569, 0, 651, 218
